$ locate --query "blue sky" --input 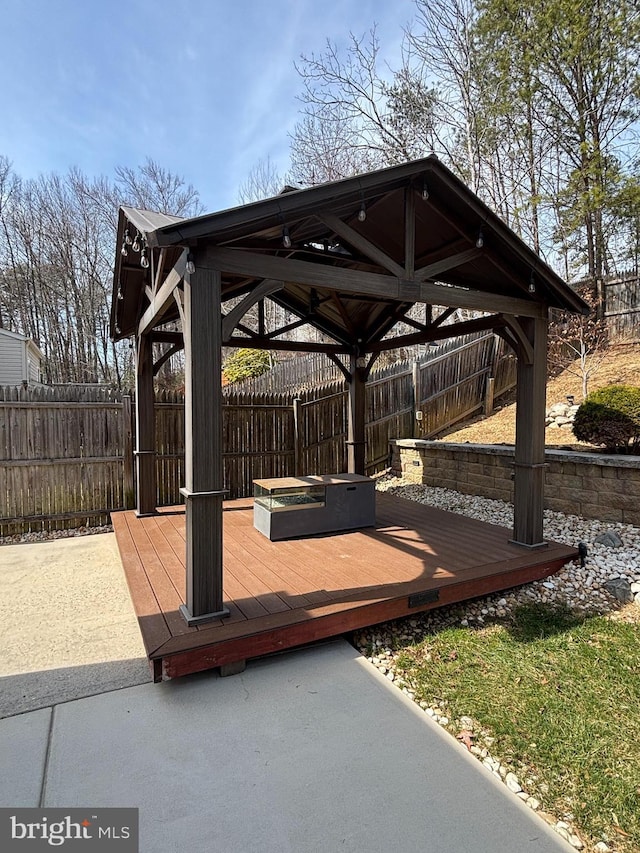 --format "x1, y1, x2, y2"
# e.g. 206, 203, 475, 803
1, 0, 417, 212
